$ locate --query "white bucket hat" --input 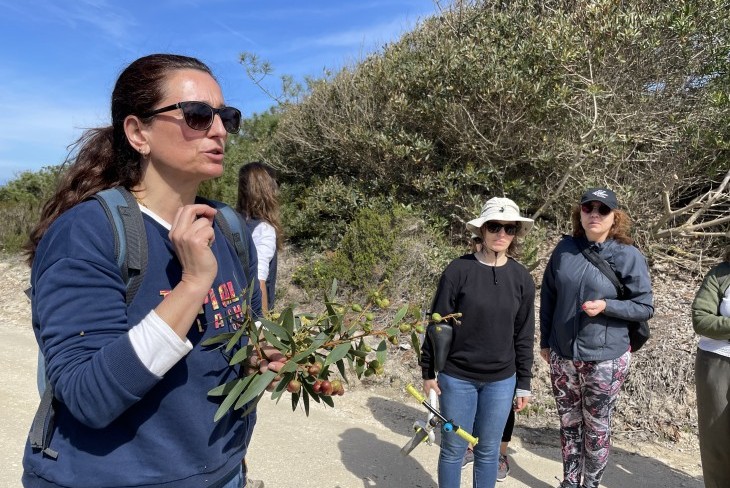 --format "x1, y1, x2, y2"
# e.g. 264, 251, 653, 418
466, 197, 534, 237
